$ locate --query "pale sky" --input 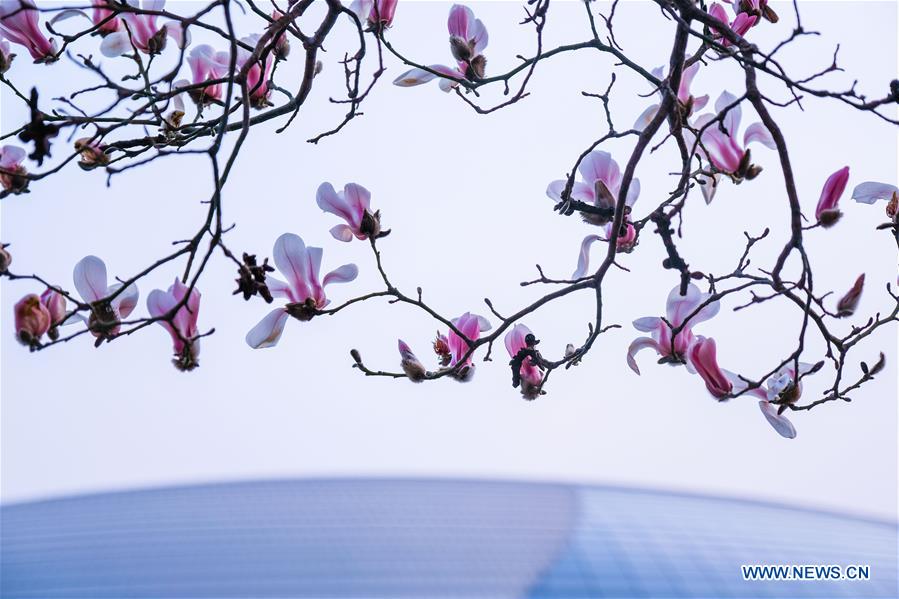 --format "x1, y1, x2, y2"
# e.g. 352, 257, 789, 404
1, 1, 897, 520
